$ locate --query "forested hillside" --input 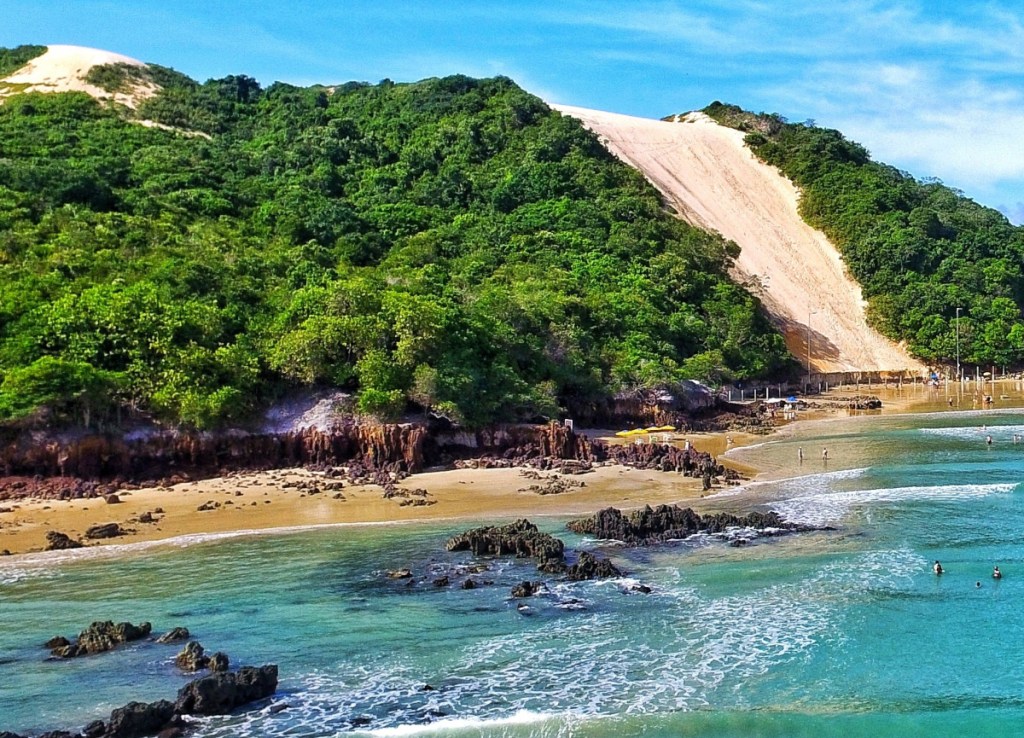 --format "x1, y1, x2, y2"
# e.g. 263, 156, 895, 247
703, 103, 1024, 368
0, 55, 793, 429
